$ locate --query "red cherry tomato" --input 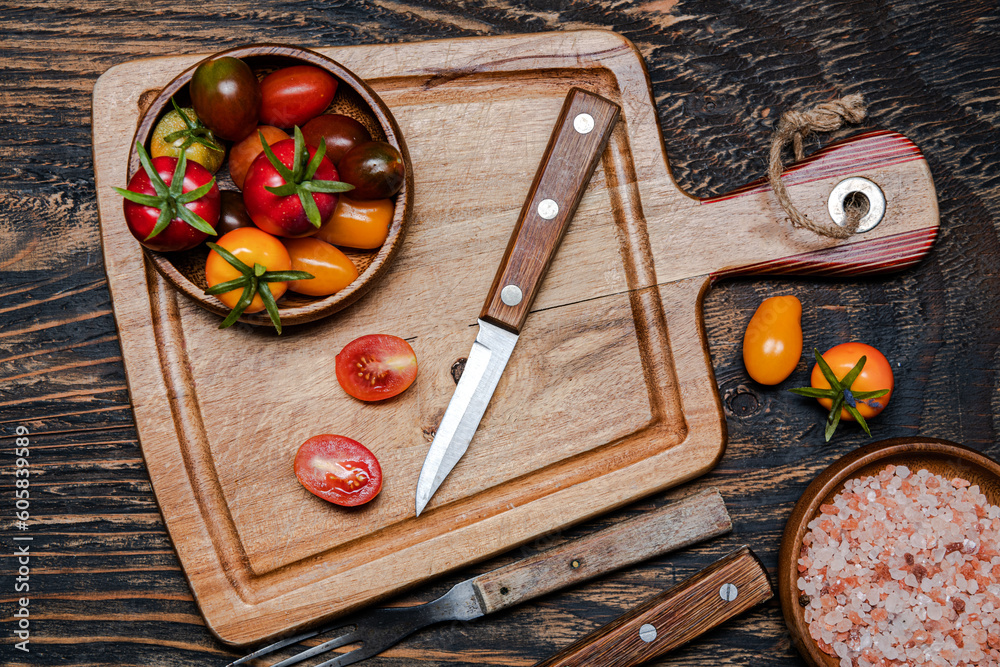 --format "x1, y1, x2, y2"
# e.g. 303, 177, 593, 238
243, 137, 342, 237
259, 66, 338, 128
335, 334, 417, 402
294, 434, 382, 507
189, 57, 261, 141
811, 343, 894, 421
302, 114, 372, 166
120, 155, 220, 252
